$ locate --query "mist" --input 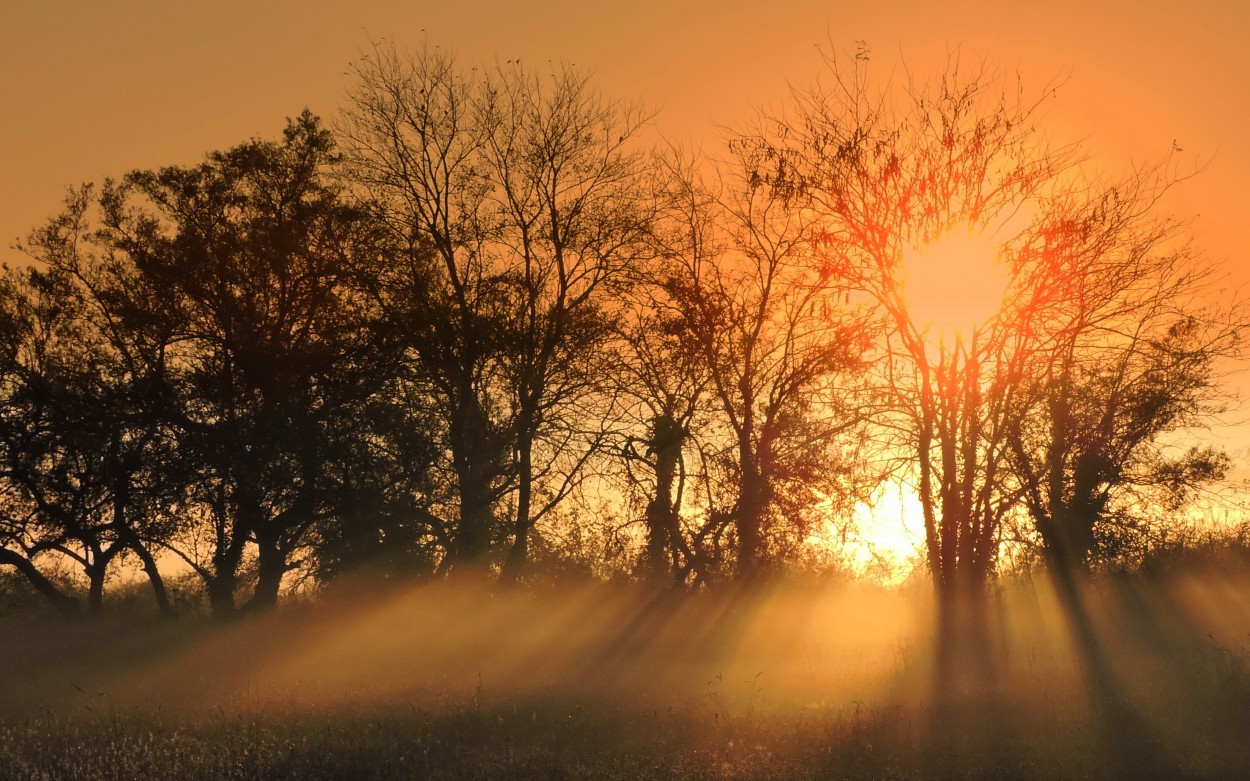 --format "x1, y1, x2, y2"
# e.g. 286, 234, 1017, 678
5, 564, 1250, 779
